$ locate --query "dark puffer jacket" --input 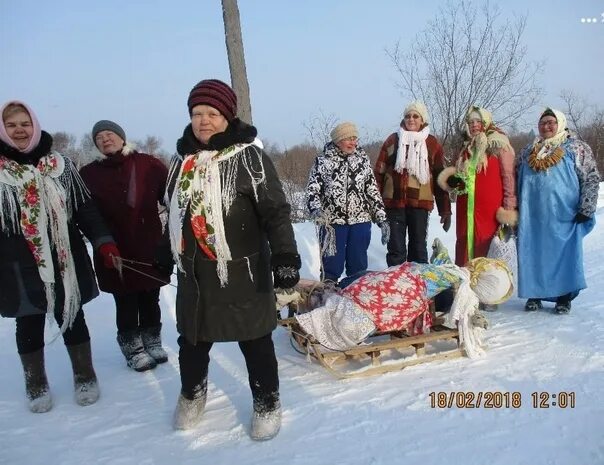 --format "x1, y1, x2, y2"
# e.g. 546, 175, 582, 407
306, 142, 386, 225
80, 149, 169, 294
0, 134, 112, 318
166, 119, 299, 343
